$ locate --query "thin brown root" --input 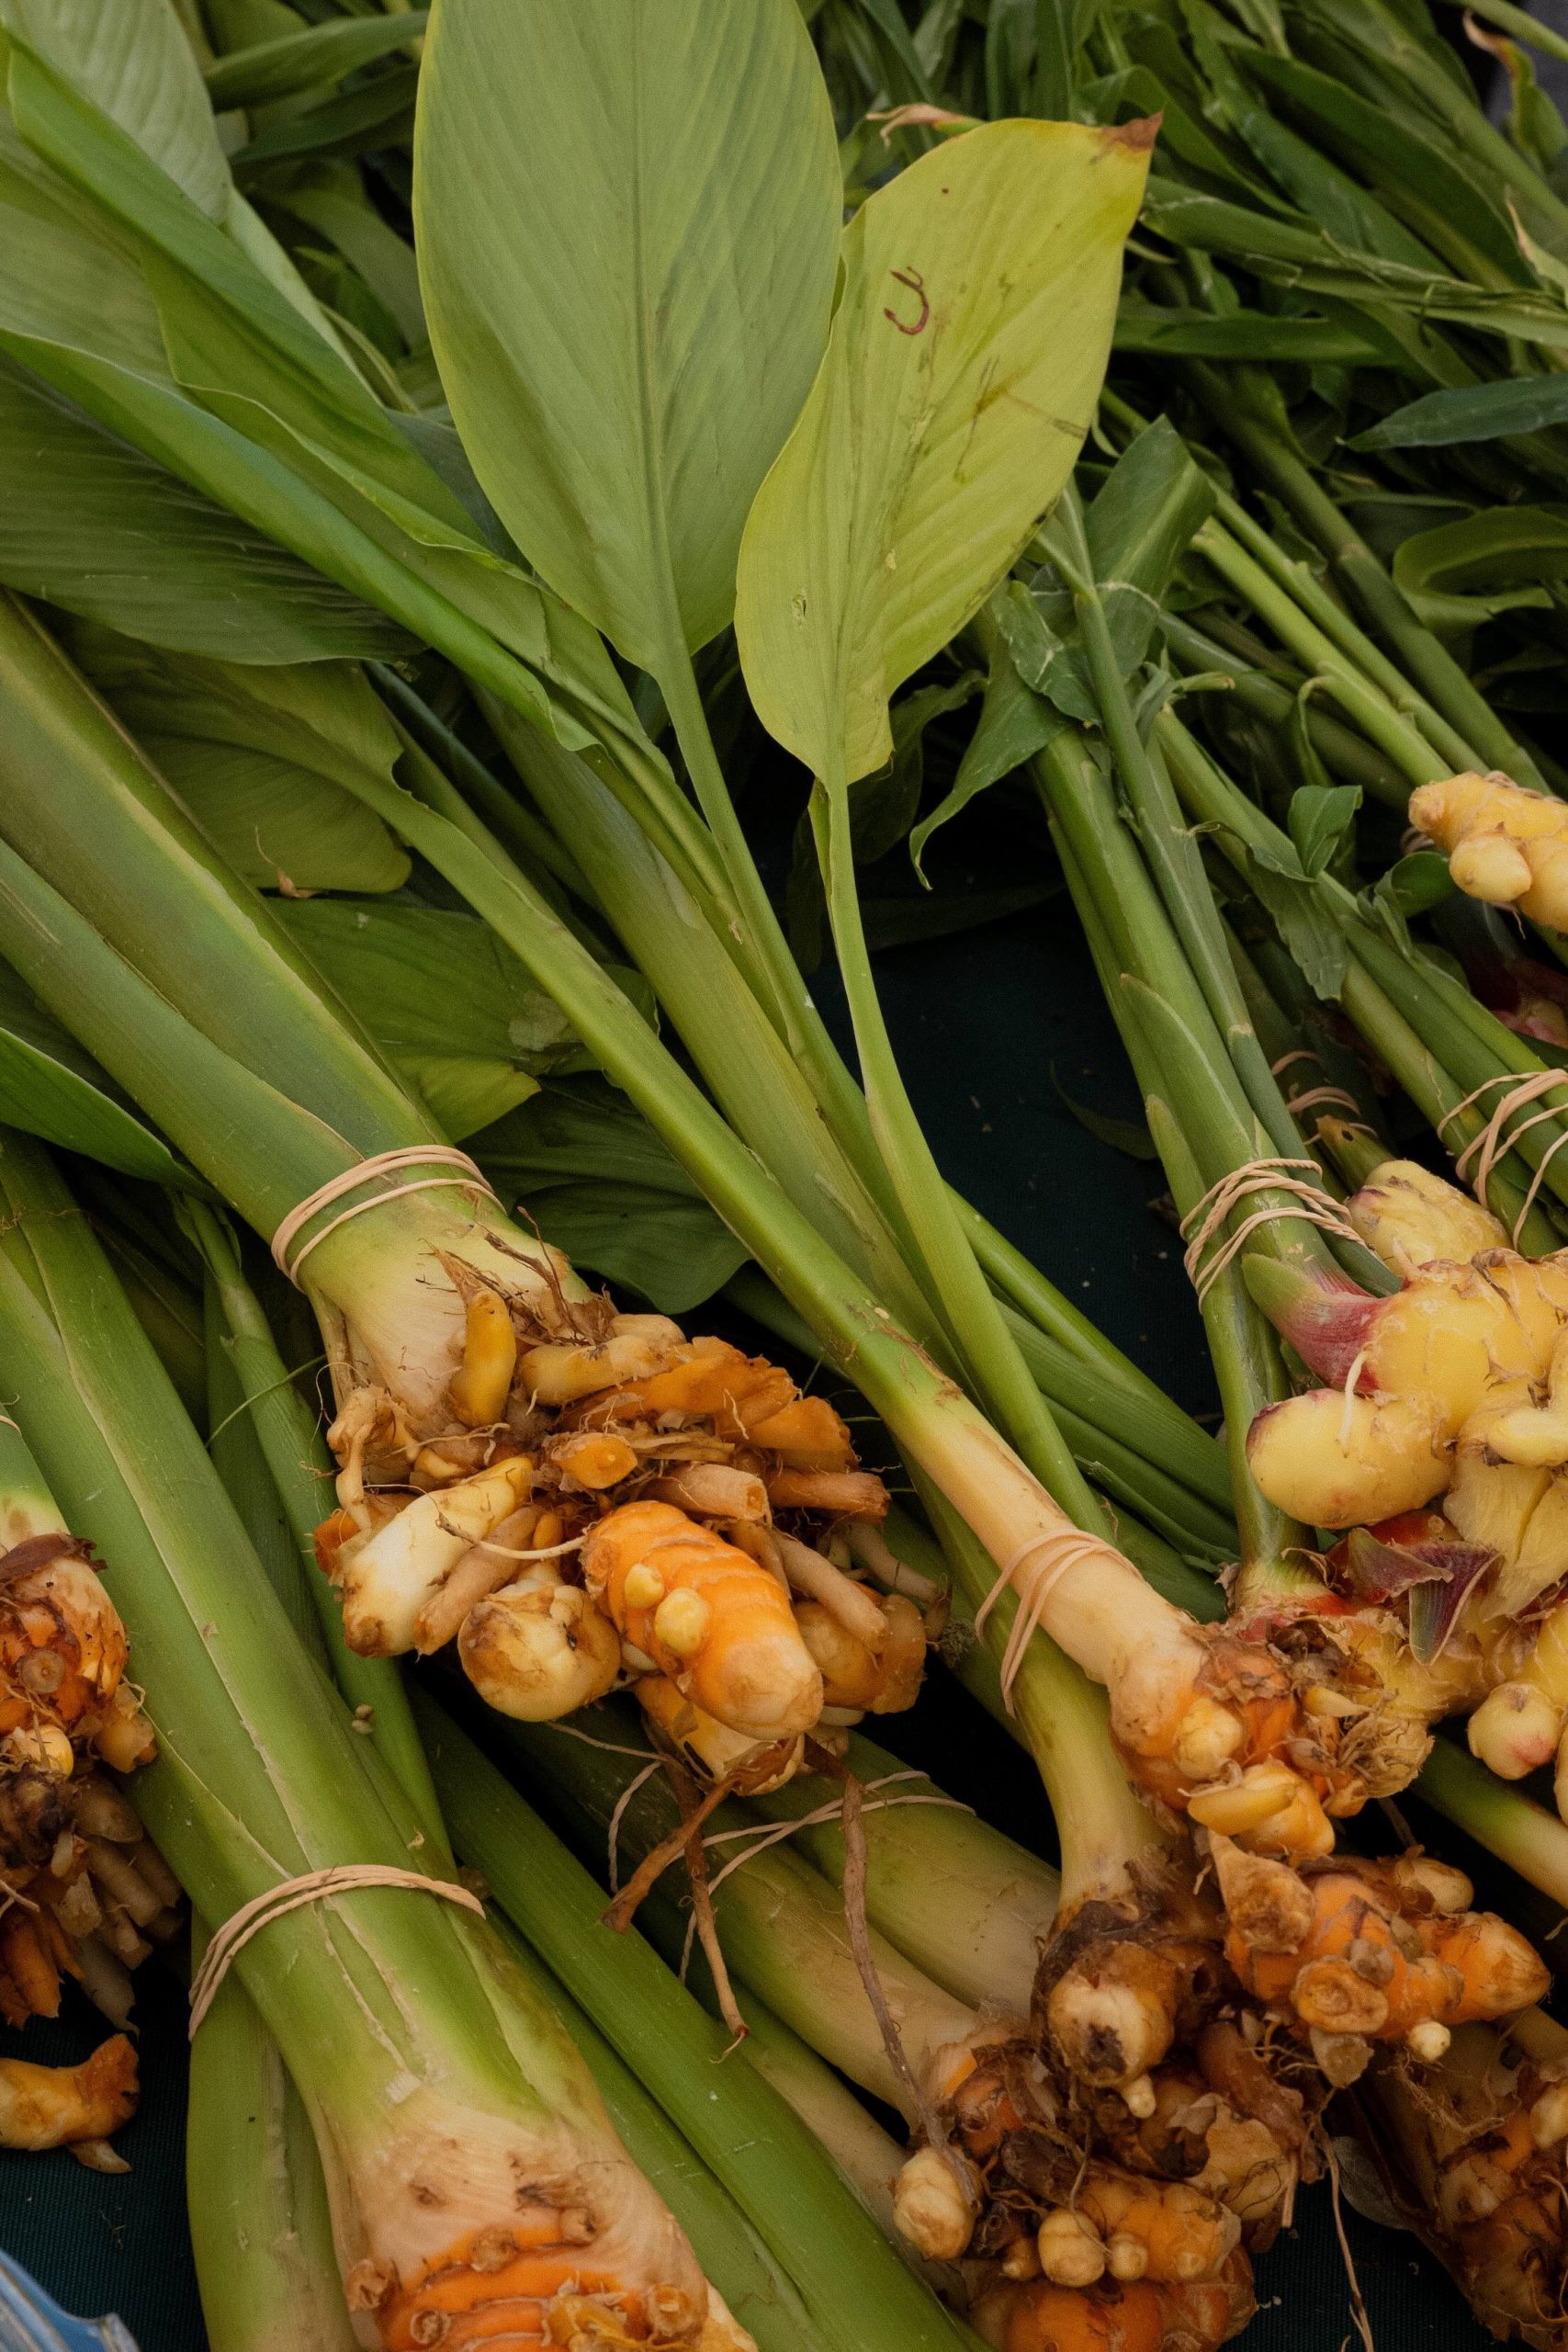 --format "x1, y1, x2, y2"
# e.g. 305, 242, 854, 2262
671, 1763, 747, 2046
1325, 2132, 1376, 2352
601, 1769, 738, 1932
